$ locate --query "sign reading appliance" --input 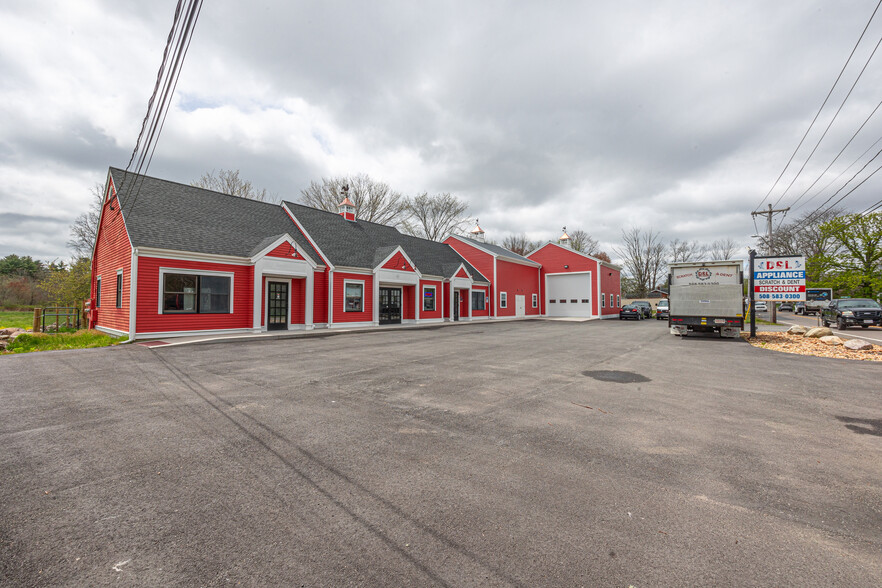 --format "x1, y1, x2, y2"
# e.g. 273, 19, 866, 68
753, 255, 806, 301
